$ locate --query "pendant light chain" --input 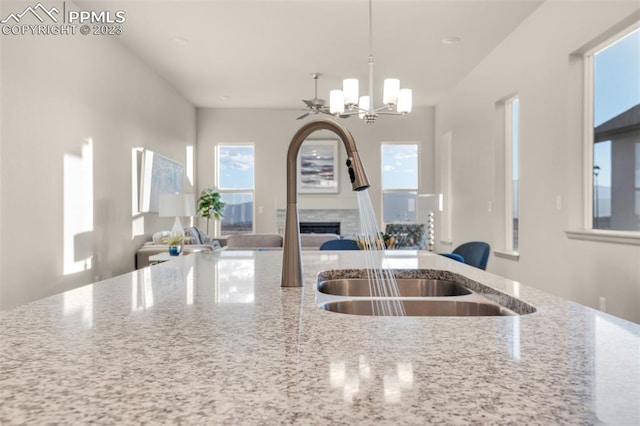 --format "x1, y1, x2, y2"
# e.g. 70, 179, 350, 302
368, 0, 373, 57
366, 0, 376, 122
